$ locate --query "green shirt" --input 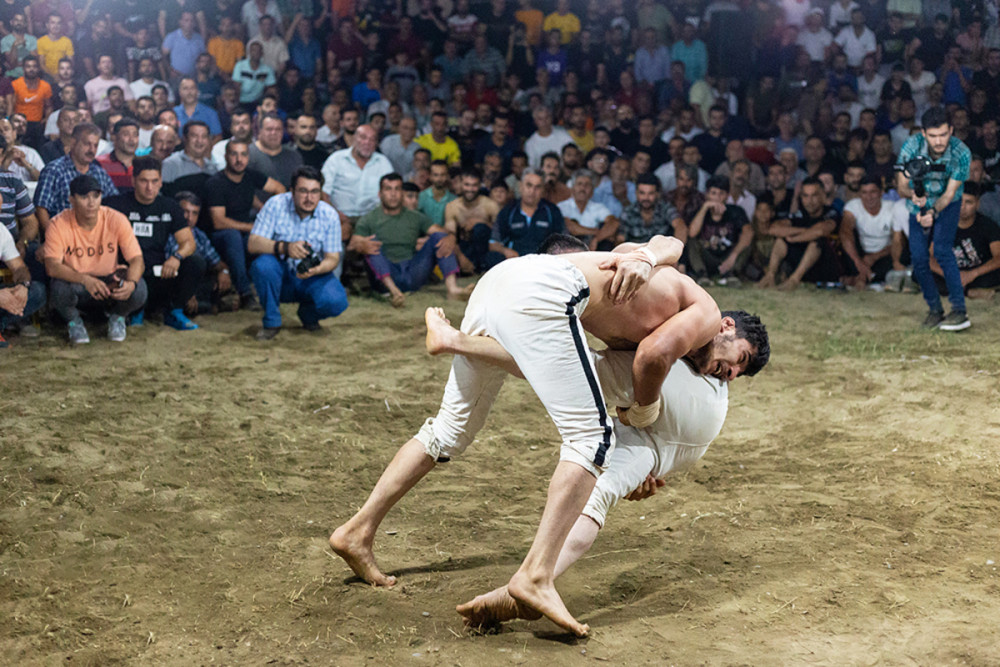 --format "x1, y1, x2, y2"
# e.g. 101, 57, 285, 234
355, 208, 433, 263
